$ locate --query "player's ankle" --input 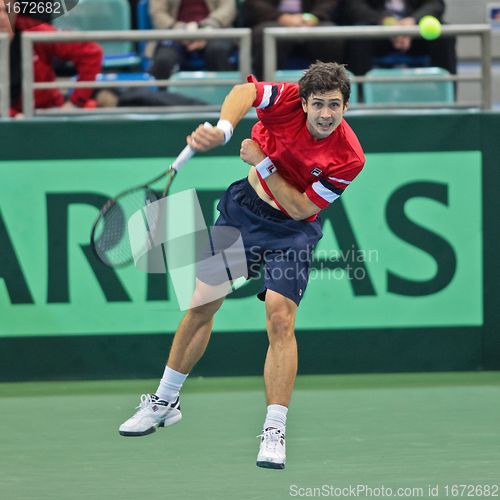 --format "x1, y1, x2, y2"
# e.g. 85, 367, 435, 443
155, 365, 188, 402
263, 404, 288, 431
